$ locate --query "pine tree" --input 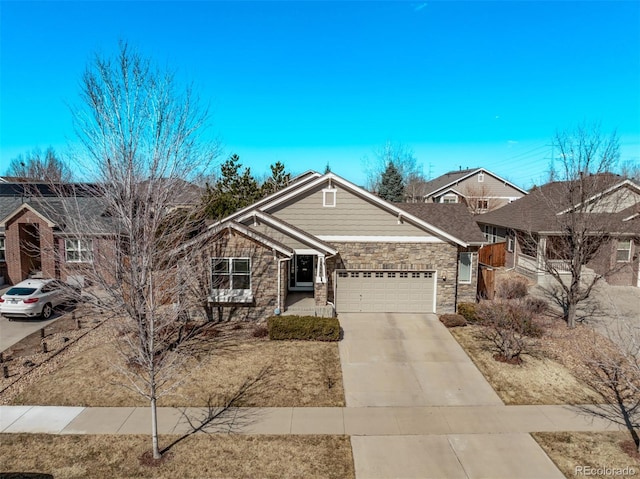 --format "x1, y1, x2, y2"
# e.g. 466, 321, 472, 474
378, 161, 405, 202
